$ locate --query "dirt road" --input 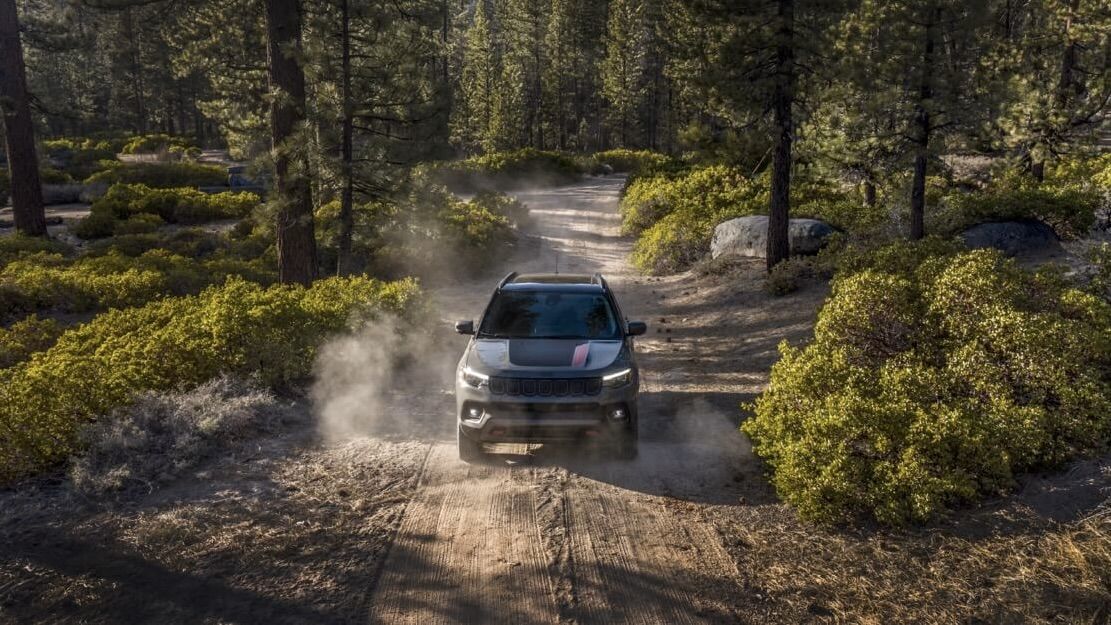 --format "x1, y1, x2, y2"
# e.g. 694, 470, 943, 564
0, 176, 829, 624
367, 177, 776, 624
